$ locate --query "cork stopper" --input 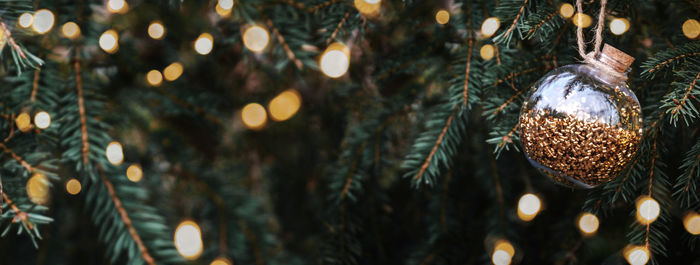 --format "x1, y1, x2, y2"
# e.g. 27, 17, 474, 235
598, 44, 635, 73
